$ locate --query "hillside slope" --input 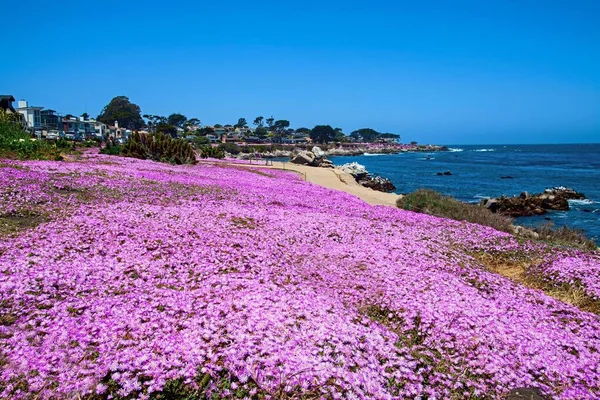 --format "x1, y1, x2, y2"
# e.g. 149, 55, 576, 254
1, 154, 599, 399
